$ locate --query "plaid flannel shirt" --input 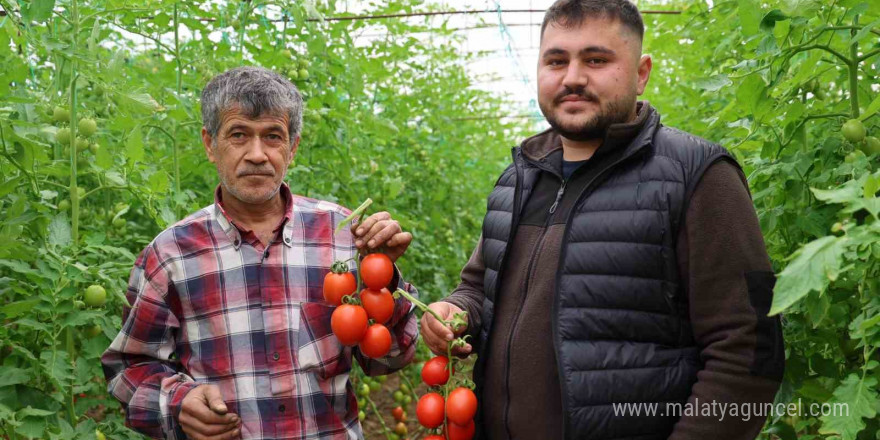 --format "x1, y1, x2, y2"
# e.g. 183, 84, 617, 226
102, 183, 419, 439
